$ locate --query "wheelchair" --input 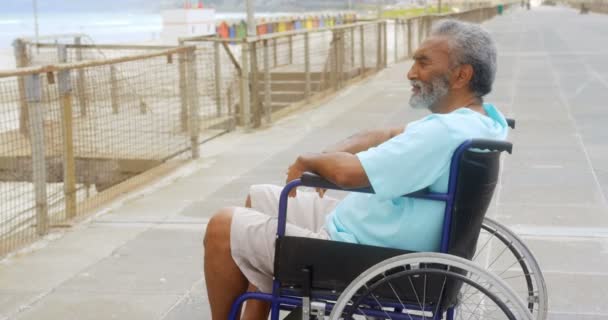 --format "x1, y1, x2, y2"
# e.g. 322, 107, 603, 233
229, 119, 548, 320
